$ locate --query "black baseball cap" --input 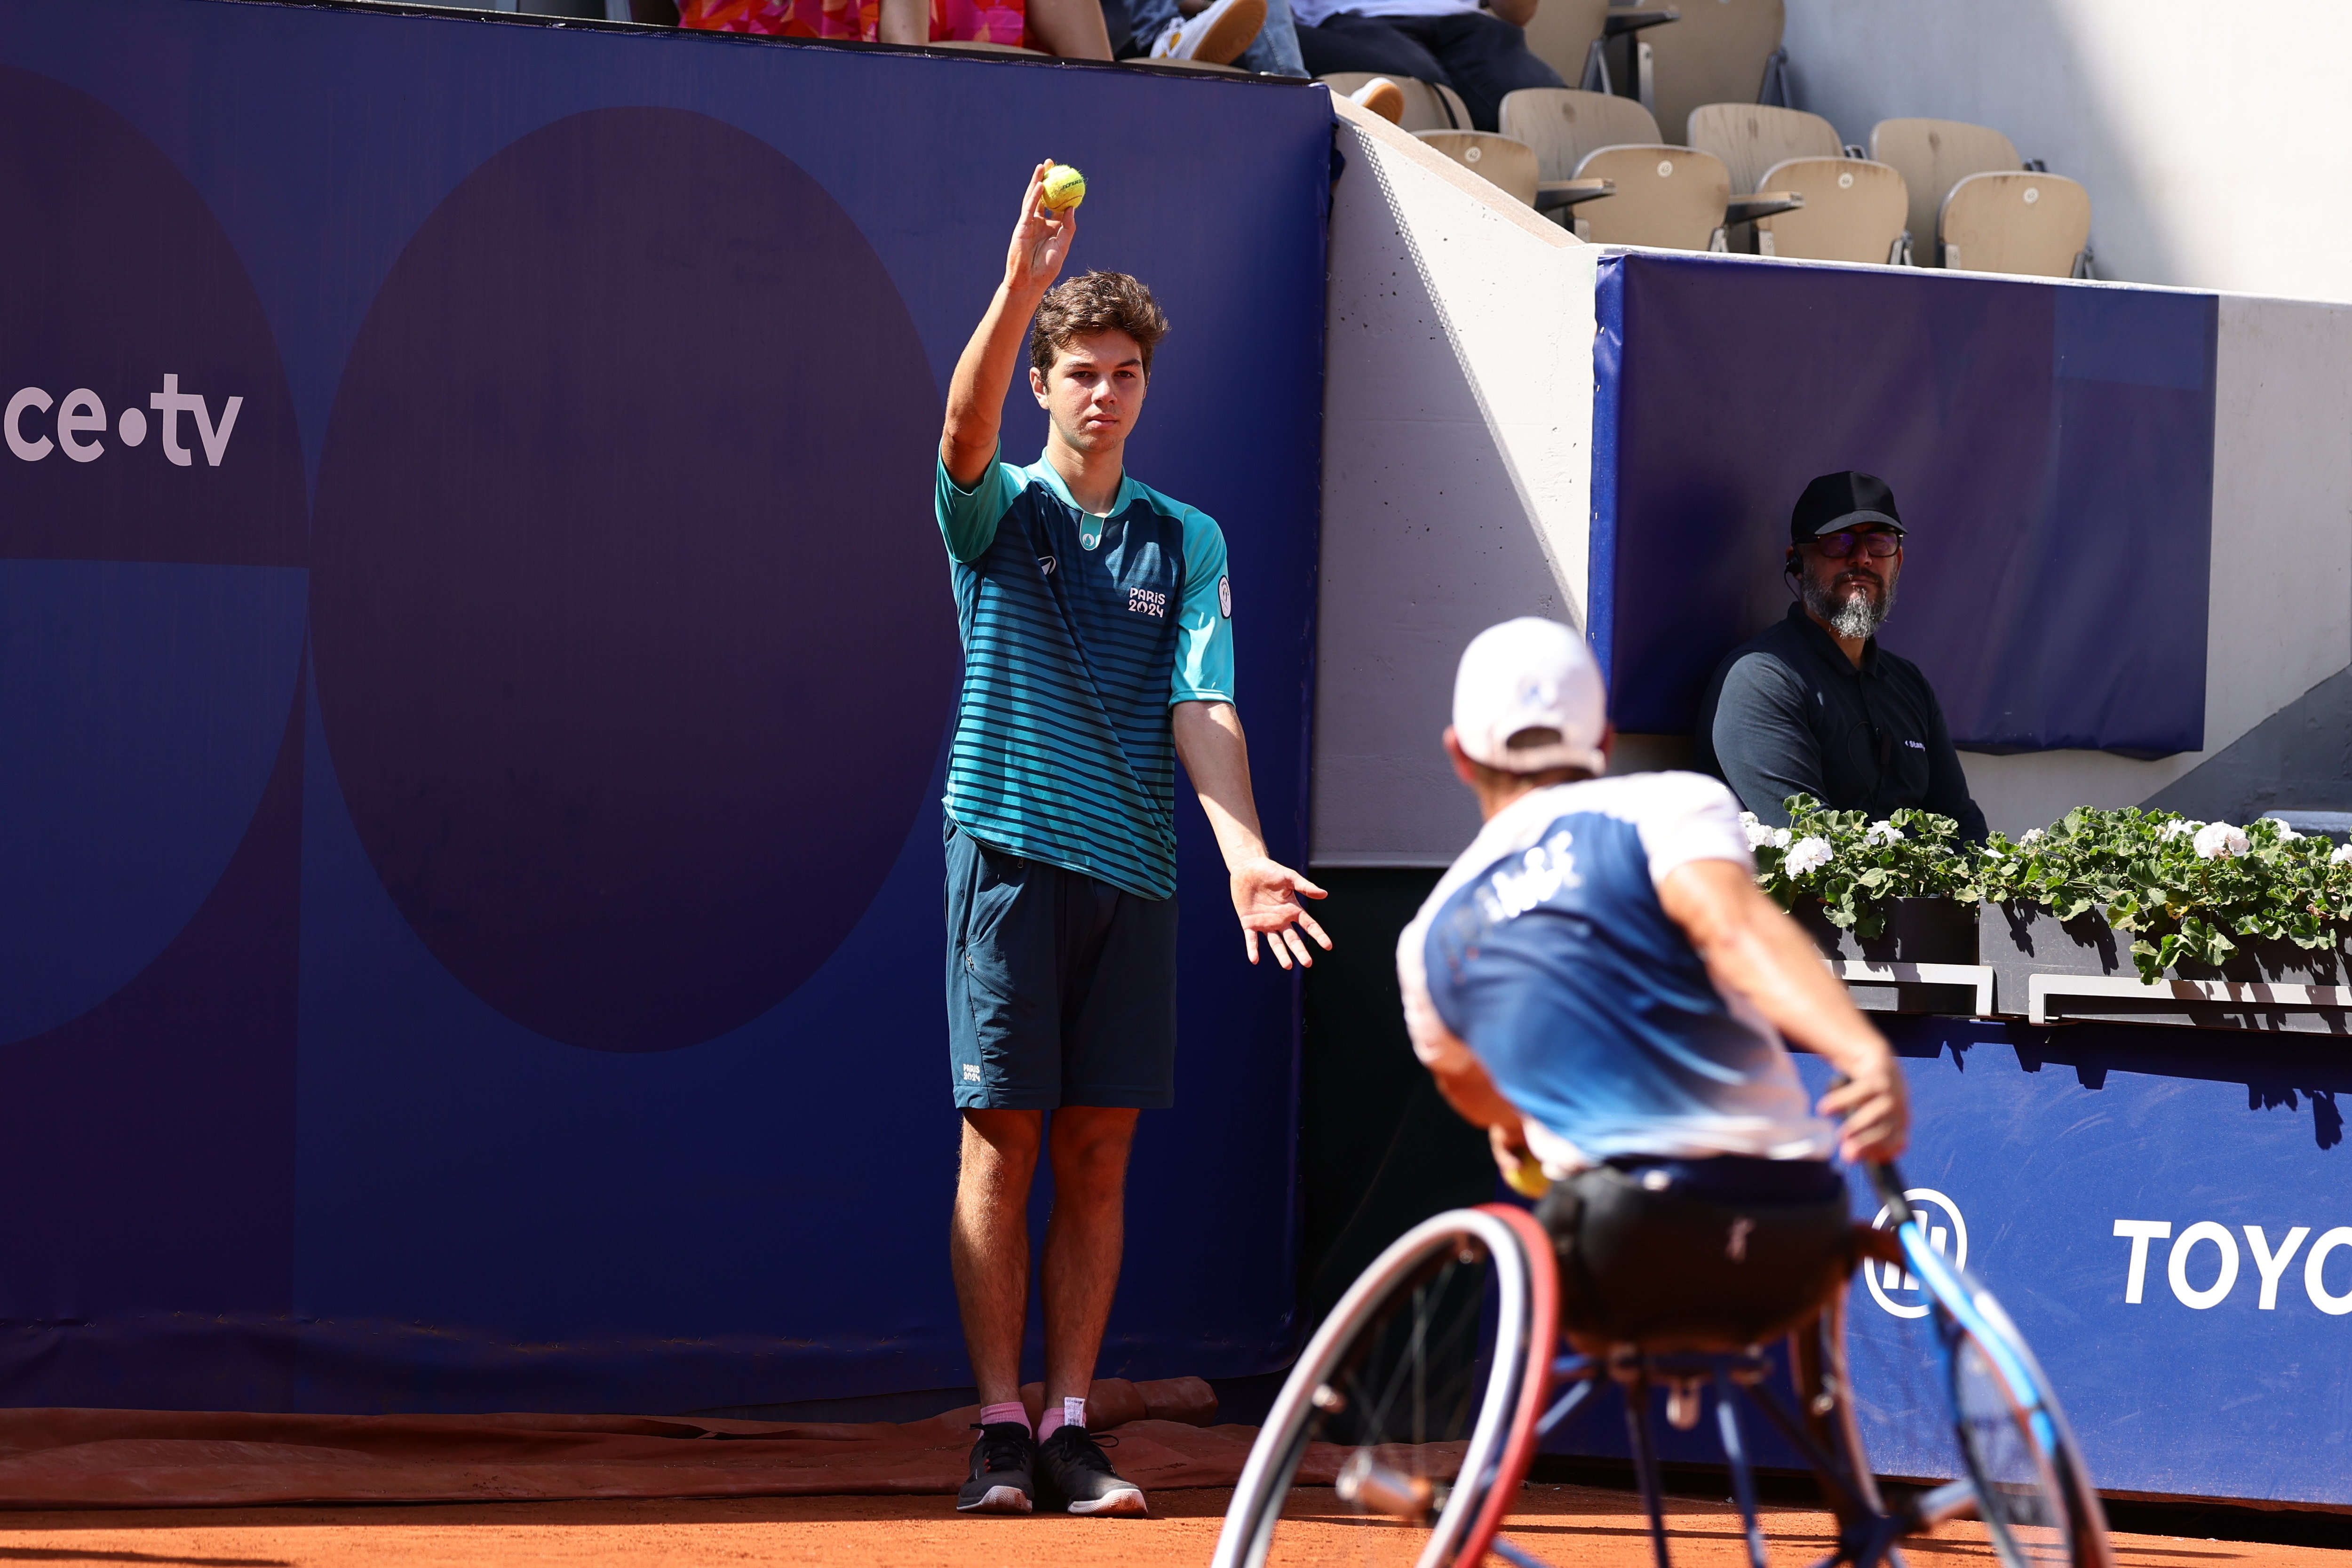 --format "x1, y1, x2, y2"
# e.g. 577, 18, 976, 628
1790, 471, 1905, 542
